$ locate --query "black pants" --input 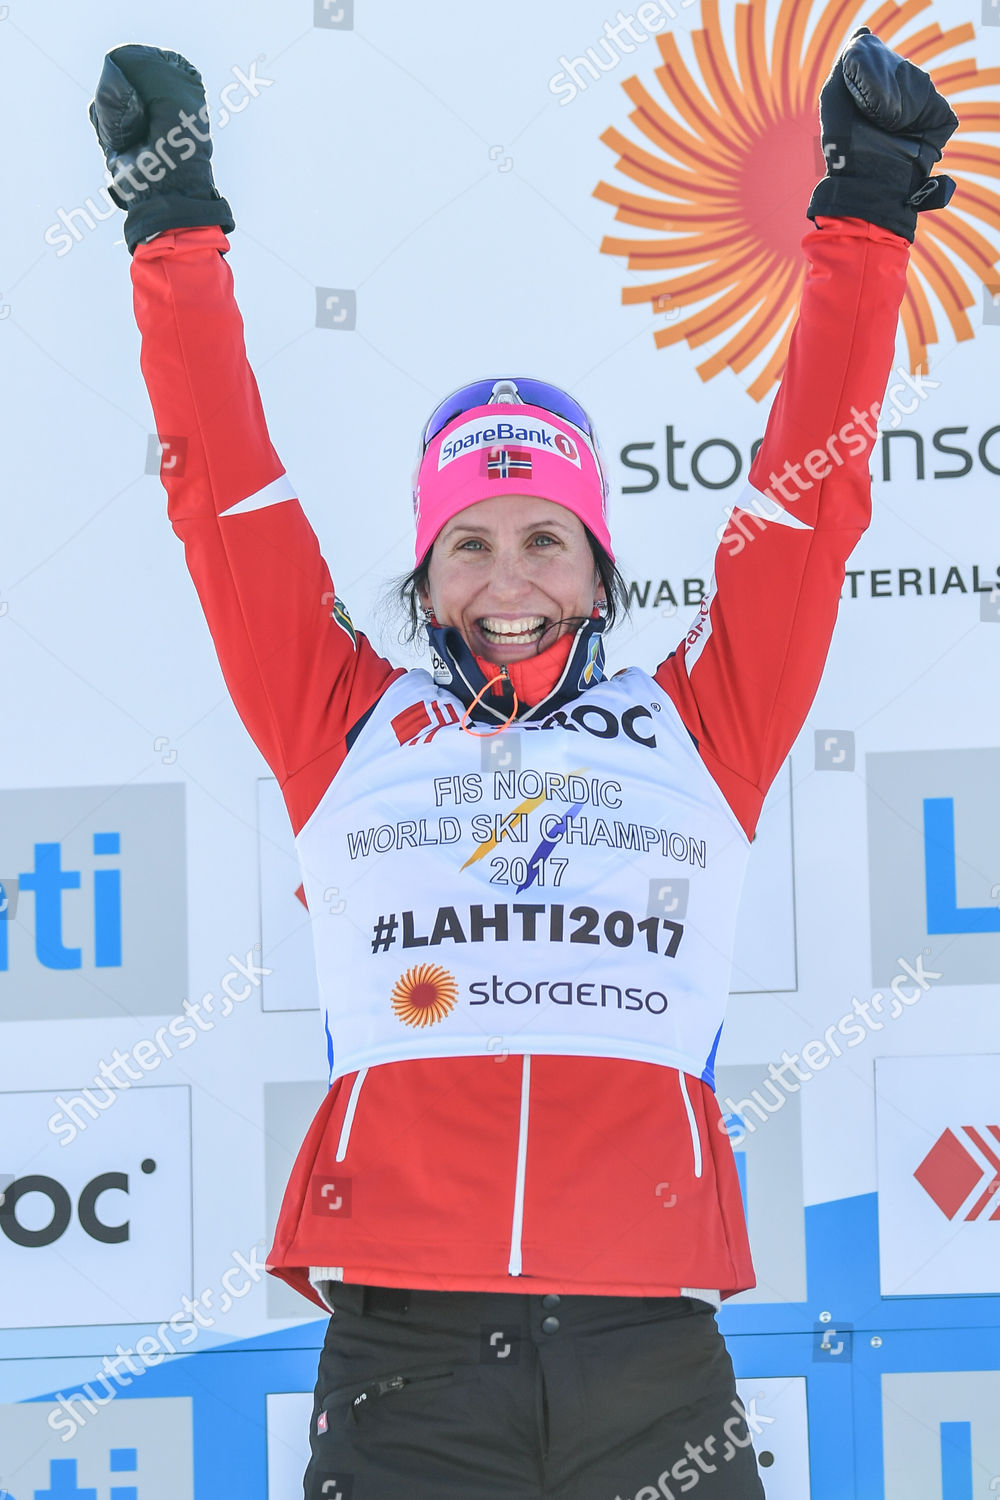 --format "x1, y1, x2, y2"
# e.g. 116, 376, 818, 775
304, 1284, 766, 1499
